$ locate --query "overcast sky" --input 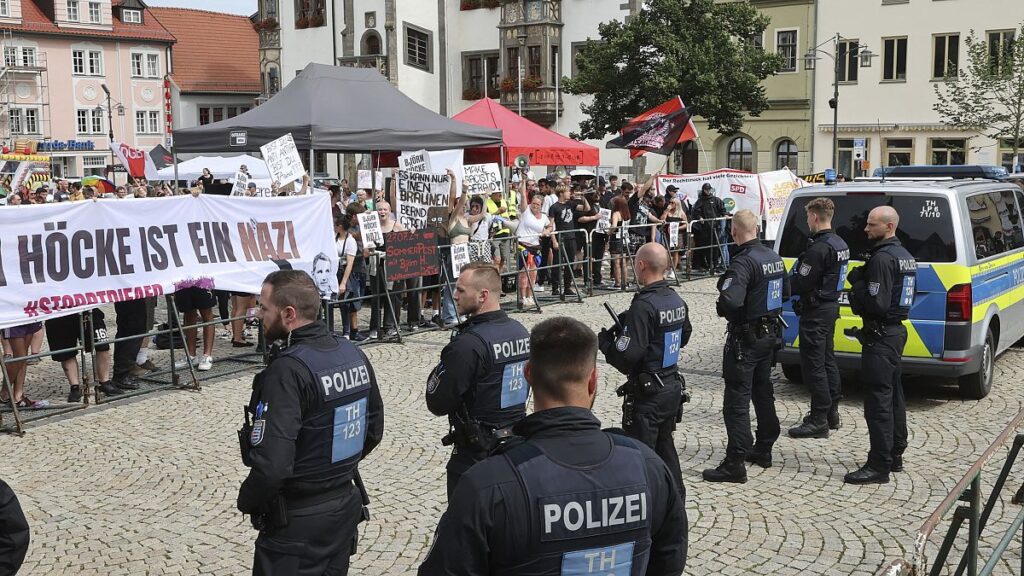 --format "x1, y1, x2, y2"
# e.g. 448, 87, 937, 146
146, 0, 257, 16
